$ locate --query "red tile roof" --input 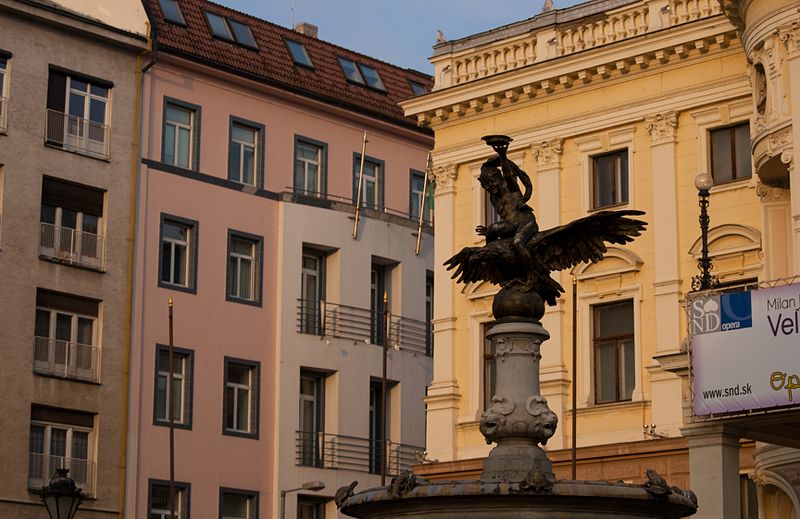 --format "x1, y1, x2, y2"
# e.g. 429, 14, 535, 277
145, 0, 433, 133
